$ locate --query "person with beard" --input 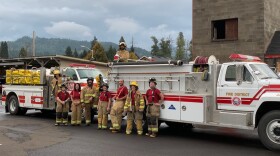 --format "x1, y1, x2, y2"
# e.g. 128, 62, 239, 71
115, 42, 129, 62
80, 77, 96, 126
